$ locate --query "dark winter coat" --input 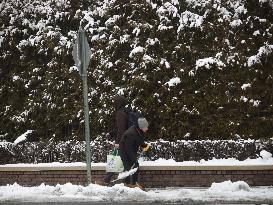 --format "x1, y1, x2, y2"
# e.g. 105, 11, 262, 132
113, 96, 128, 144
119, 125, 146, 164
